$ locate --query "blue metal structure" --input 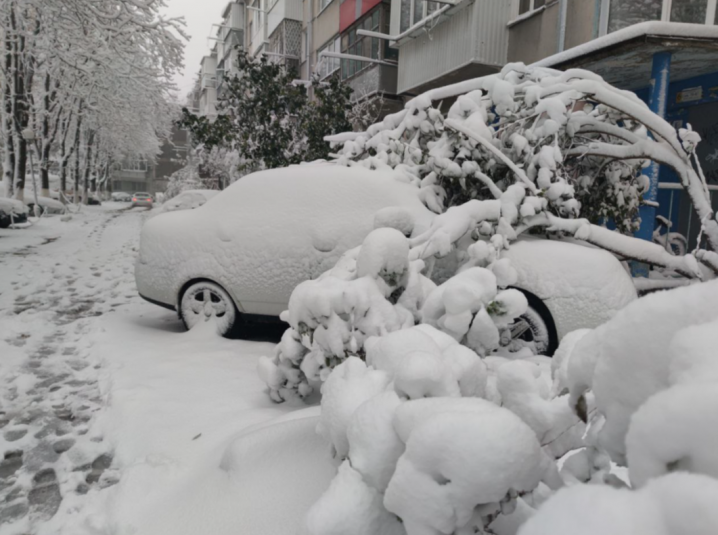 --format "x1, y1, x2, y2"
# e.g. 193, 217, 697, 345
636, 52, 672, 243
633, 52, 672, 276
